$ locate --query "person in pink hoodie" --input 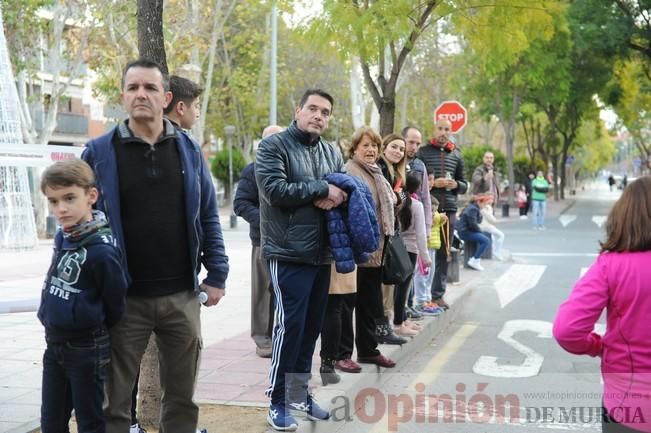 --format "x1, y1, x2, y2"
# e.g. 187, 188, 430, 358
554, 176, 651, 433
